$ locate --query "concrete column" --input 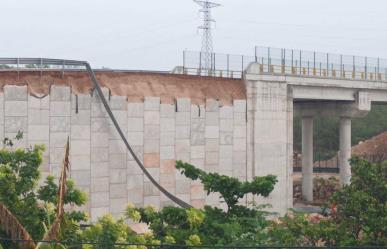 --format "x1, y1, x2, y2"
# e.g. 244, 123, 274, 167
339, 117, 351, 185
245, 76, 293, 214
301, 116, 313, 202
